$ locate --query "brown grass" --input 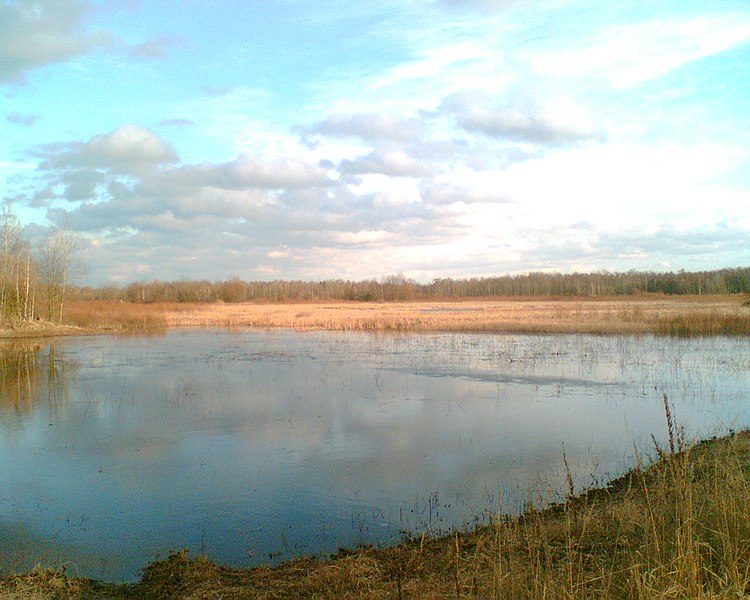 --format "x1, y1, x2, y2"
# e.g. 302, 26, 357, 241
153, 295, 749, 336
62, 301, 168, 332
655, 311, 750, 336
3, 296, 745, 338
3, 430, 749, 599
